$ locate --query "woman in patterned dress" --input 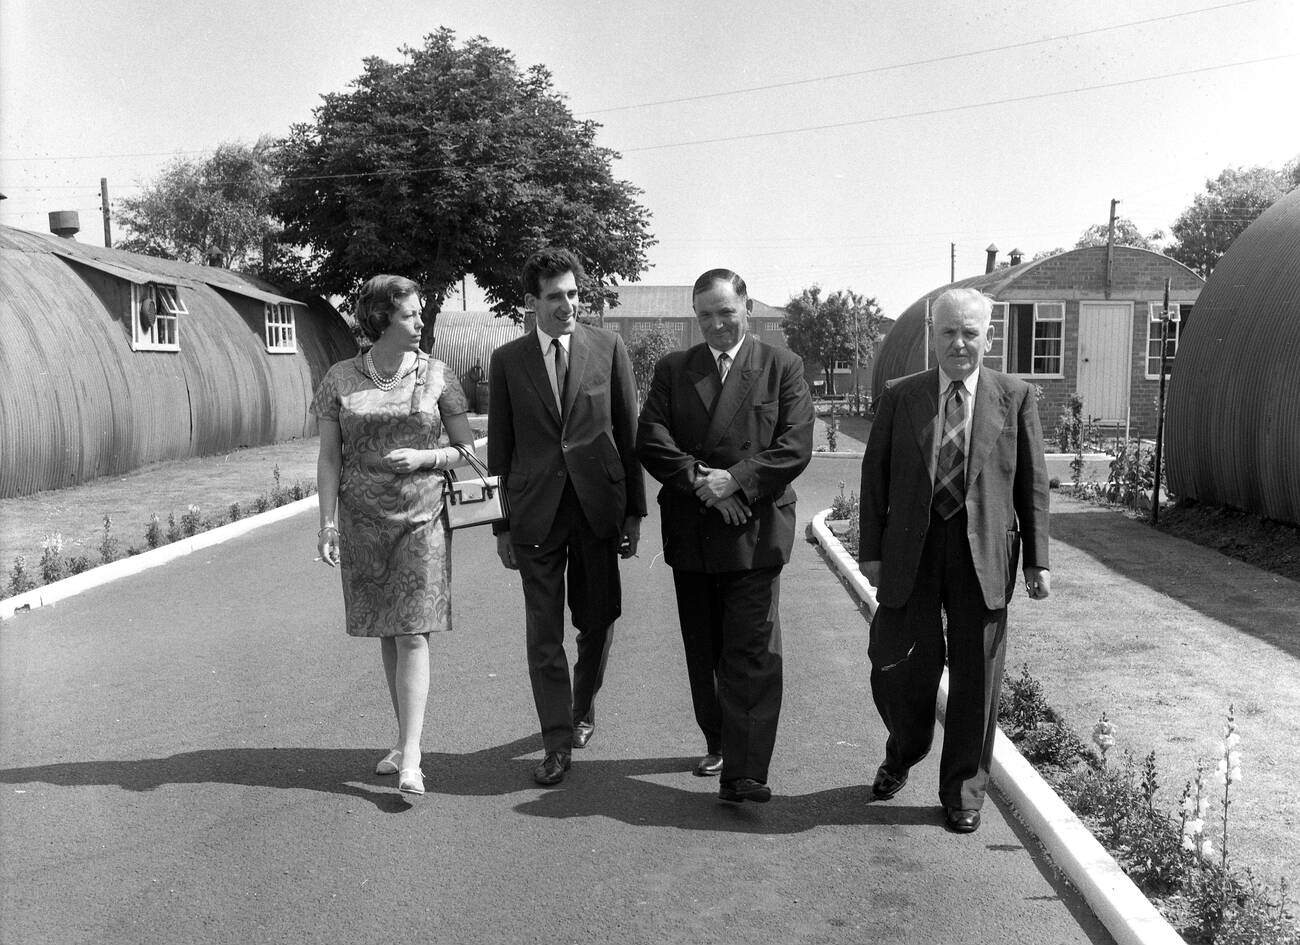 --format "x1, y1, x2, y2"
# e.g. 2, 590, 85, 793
311, 275, 475, 800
